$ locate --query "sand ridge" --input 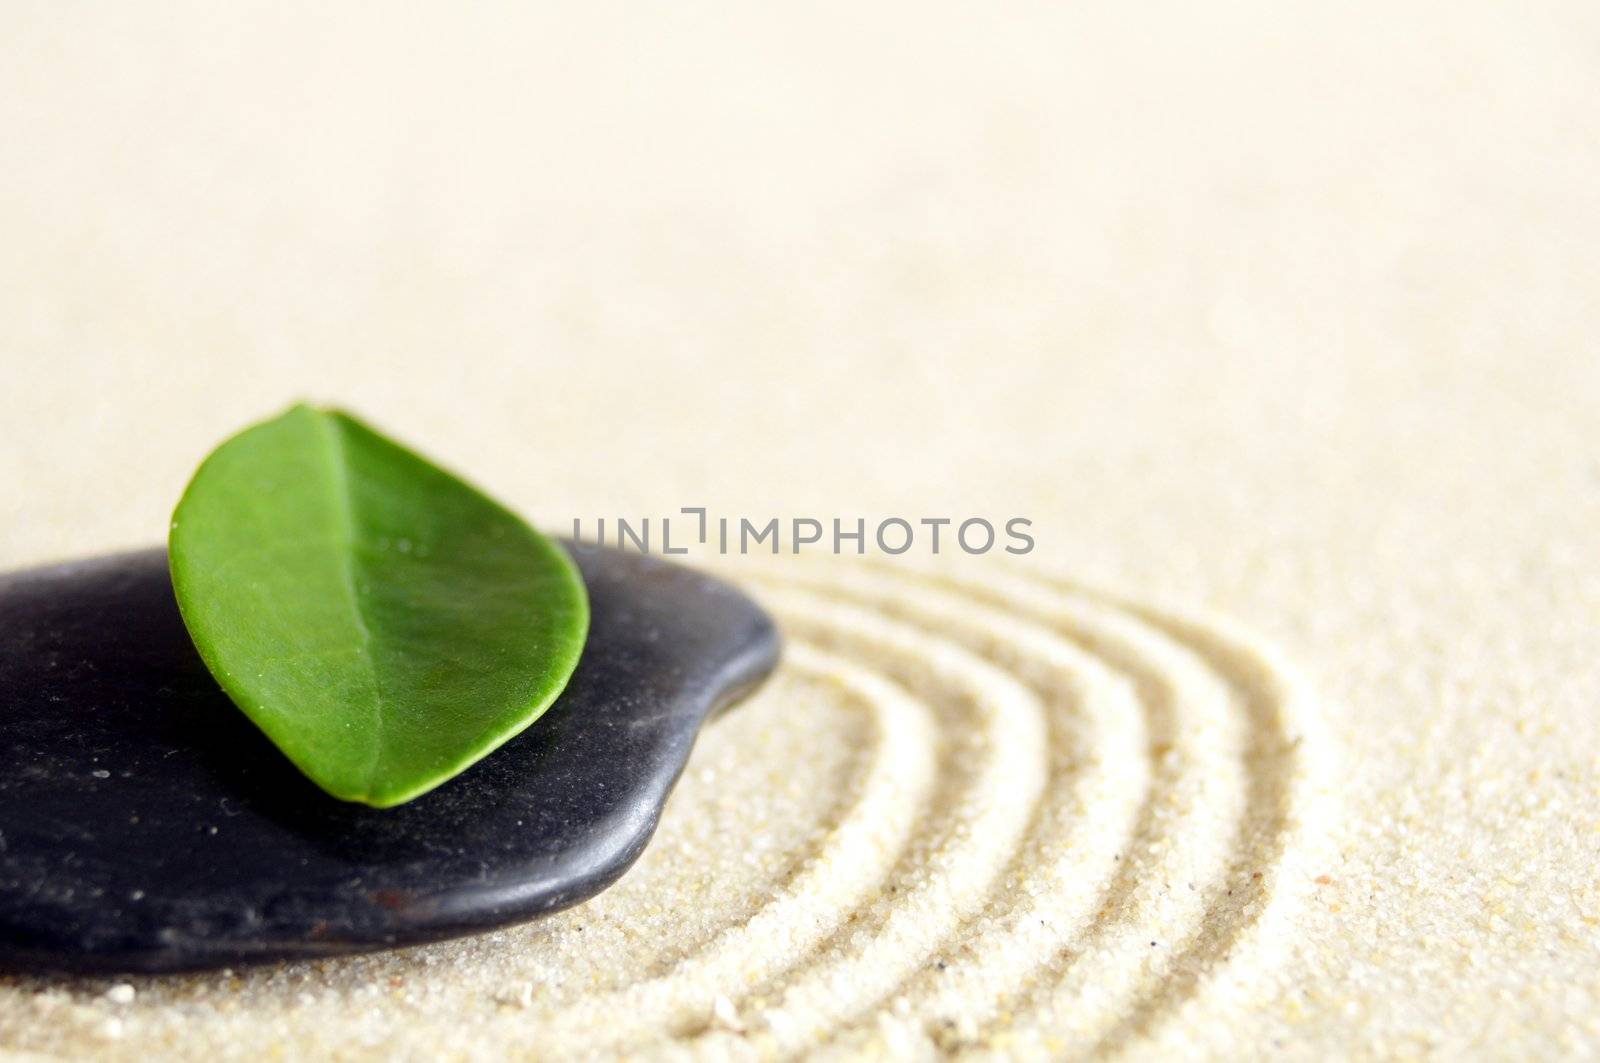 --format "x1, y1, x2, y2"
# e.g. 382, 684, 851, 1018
669, 560, 1338, 1058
